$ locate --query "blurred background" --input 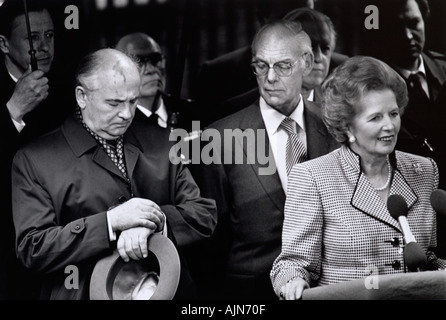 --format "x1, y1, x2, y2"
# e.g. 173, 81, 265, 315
11, 0, 446, 103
